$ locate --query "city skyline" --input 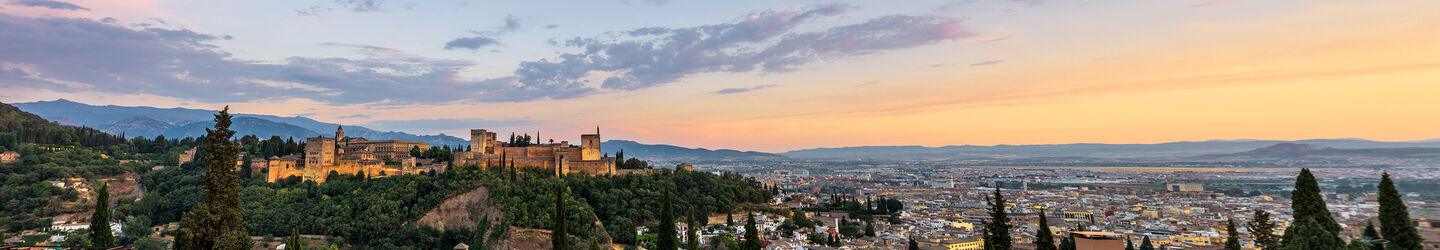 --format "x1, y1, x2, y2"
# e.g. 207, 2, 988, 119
3, 0, 1439, 152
